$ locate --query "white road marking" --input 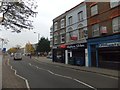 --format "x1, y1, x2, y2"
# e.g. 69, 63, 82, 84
29, 63, 31, 66
8, 59, 30, 90
36, 66, 39, 69
29, 63, 97, 89
47, 70, 54, 74
74, 79, 97, 90
54, 73, 73, 79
